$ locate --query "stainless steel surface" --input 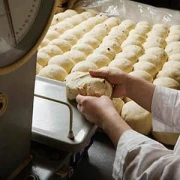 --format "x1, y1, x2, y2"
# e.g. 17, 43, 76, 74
0, 54, 36, 179
32, 77, 97, 153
